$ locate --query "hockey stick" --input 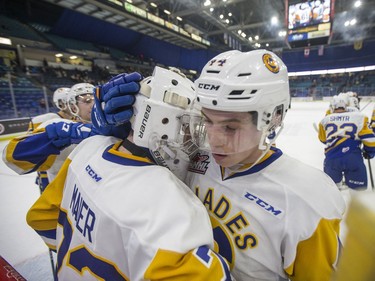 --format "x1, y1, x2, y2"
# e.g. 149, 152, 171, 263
367, 158, 374, 191
360, 100, 372, 112
313, 122, 319, 133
